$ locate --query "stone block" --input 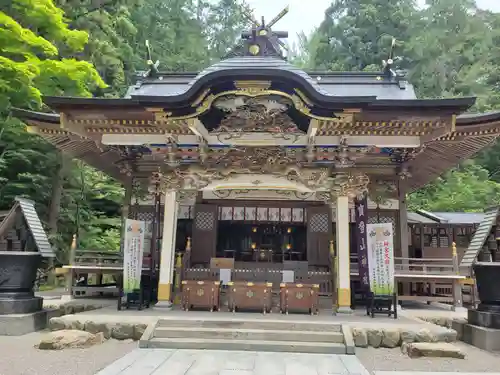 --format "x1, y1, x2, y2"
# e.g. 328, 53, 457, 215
435, 328, 458, 343
49, 317, 68, 331
341, 325, 355, 354
84, 321, 112, 339
352, 327, 368, 348
72, 304, 85, 314
415, 328, 437, 343
381, 328, 401, 348
451, 318, 467, 341
403, 342, 465, 359
0, 296, 43, 315
133, 324, 148, 341
37, 330, 105, 350
468, 309, 500, 329
0, 309, 59, 336
367, 328, 383, 348
400, 329, 416, 343
462, 323, 500, 352
111, 323, 135, 340
68, 319, 84, 331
